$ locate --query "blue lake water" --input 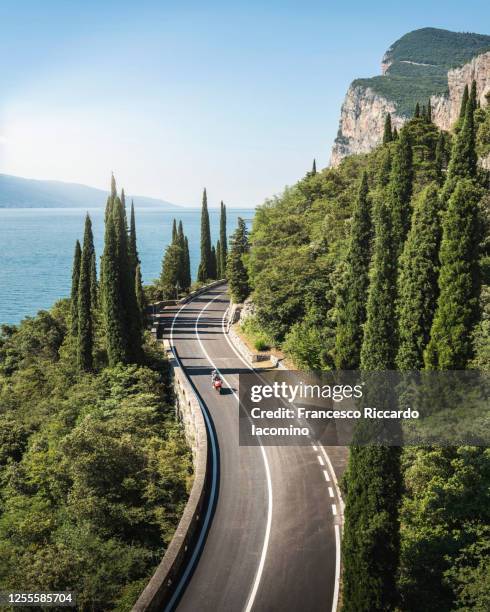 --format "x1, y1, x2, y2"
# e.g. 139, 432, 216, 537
0, 207, 255, 325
